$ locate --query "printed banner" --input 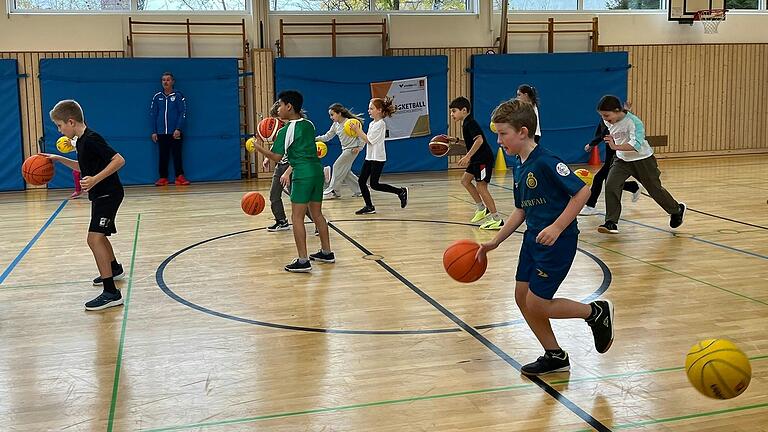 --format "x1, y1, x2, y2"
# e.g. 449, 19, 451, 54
370, 76, 430, 140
